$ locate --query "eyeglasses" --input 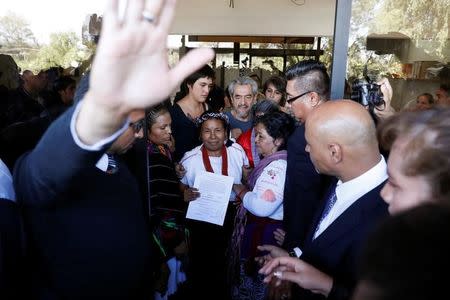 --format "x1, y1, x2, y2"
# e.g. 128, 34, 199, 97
286, 91, 314, 104
129, 119, 145, 133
